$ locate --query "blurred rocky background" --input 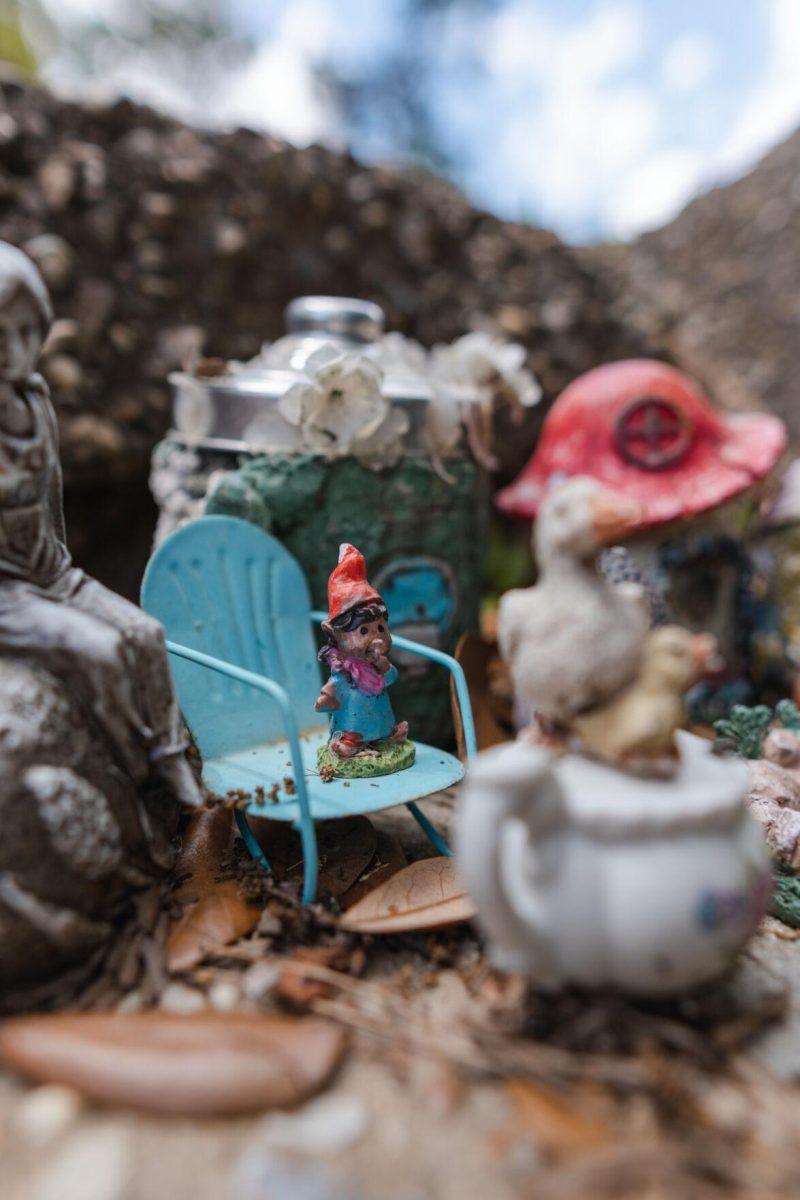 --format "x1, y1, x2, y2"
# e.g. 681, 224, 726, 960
0, 78, 794, 597
0, 81, 655, 595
